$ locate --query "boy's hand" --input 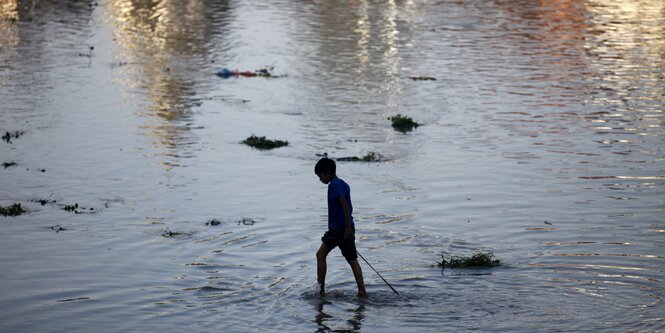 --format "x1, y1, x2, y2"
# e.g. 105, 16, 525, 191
344, 226, 354, 240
